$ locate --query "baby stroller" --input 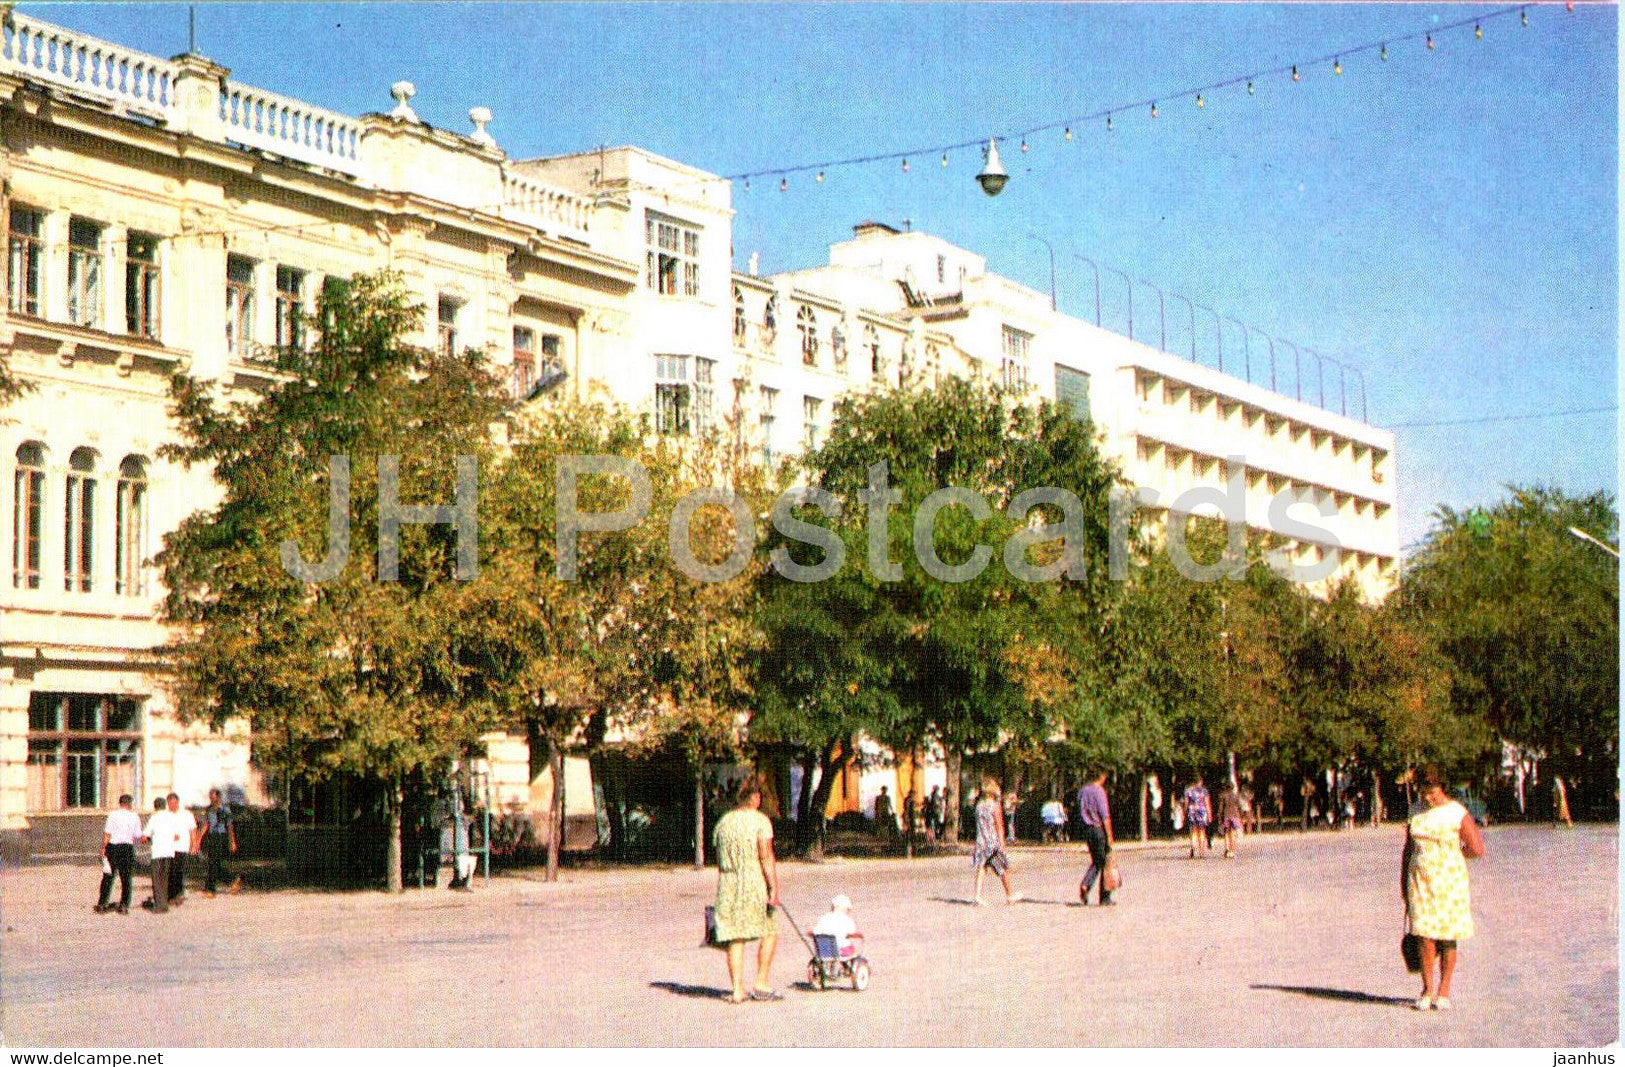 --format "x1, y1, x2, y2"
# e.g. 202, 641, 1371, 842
781, 903, 871, 992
